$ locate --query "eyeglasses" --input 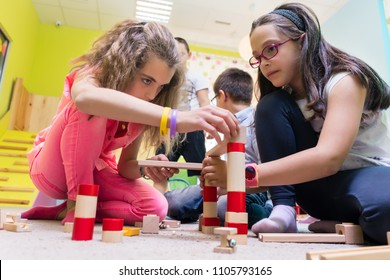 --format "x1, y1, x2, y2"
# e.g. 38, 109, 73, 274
249, 38, 293, 69
211, 94, 219, 103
